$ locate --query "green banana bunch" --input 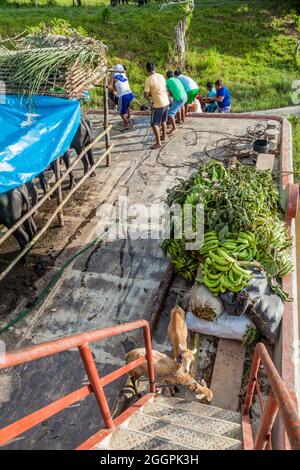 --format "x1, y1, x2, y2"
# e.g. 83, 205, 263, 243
201, 248, 254, 296
200, 230, 219, 255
